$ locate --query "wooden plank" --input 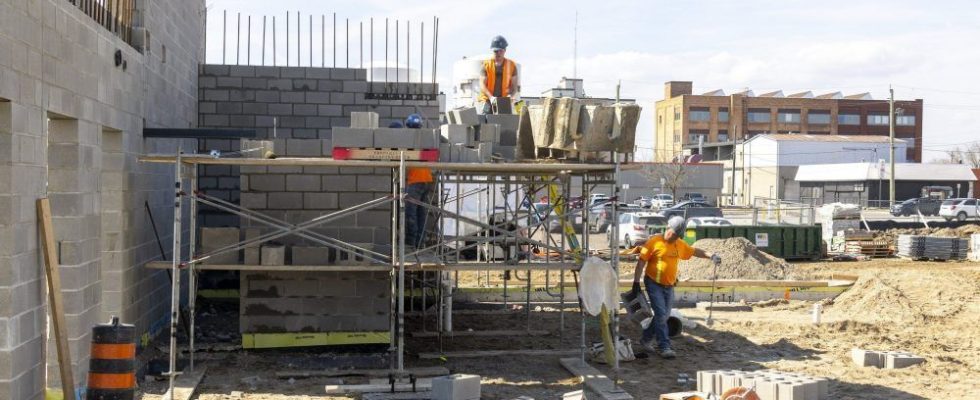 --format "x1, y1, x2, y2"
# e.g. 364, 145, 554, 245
583, 279, 834, 288
277, 366, 449, 379
162, 365, 208, 400
560, 357, 634, 400
37, 198, 75, 400
410, 329, 550, 338
418, 349, 579, 359
325, 382, 432, 395
144, 260, 391, 272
